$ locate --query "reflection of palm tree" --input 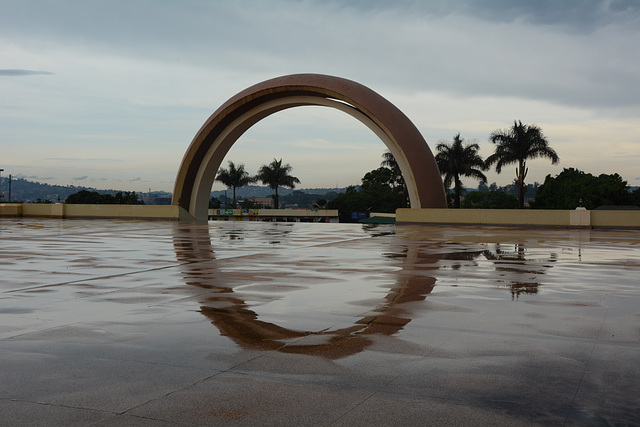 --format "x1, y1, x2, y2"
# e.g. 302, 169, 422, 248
437, 241, 557, 298
486, 121, 559, 209
254, 159, 300, 209
435, 133, 488, 208
215, 161, 255, 208
481, 243, 557, 299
